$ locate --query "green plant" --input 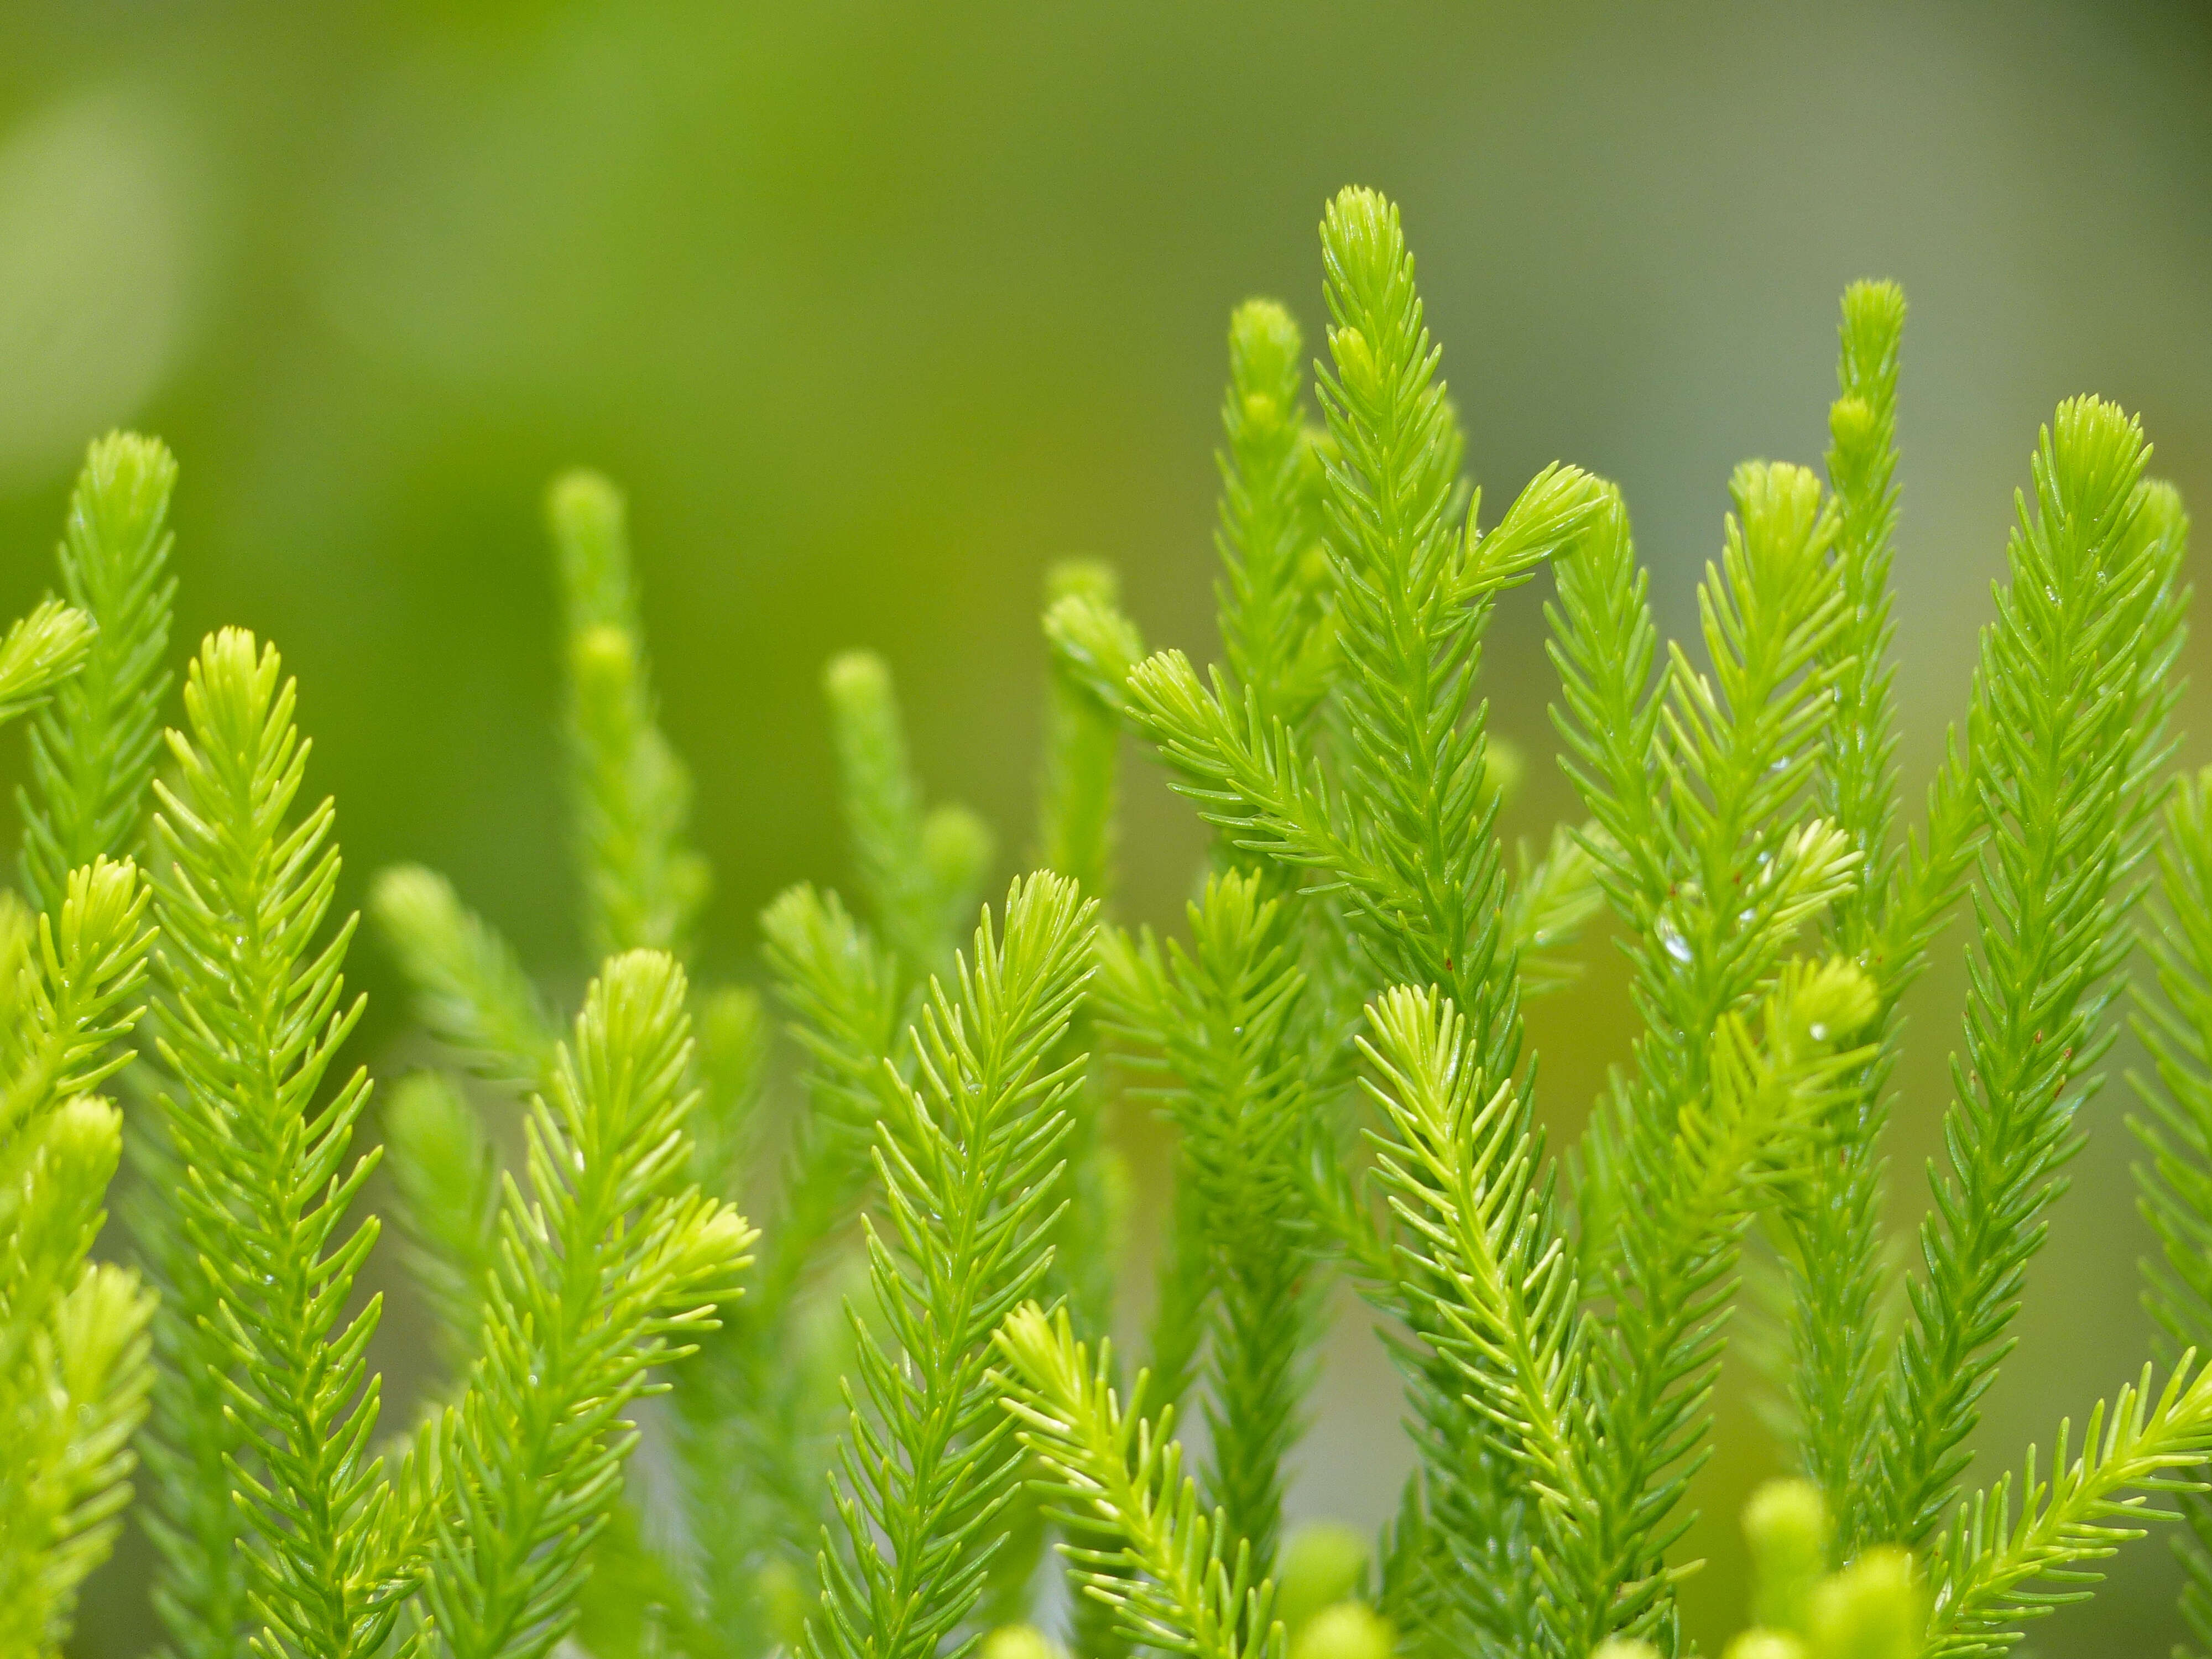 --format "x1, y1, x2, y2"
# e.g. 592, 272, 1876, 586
6, 182, 2212, 1659
0, 440, 753, 1659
